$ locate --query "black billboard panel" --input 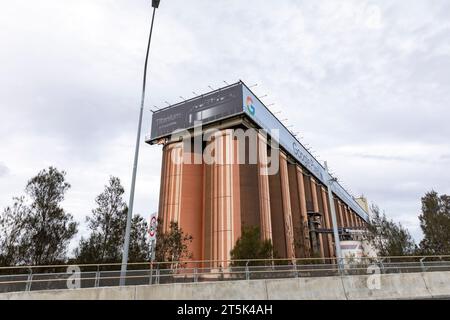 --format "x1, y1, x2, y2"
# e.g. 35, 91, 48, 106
149, 83, 243, 142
